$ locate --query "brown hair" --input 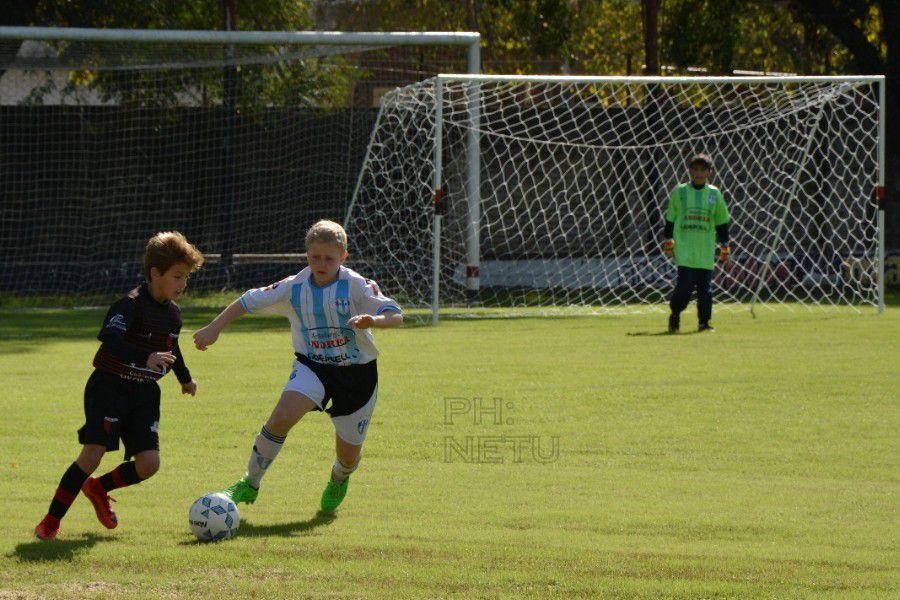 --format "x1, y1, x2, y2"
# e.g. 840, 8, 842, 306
305, 220, 348, 253
143, 231, 204, 280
